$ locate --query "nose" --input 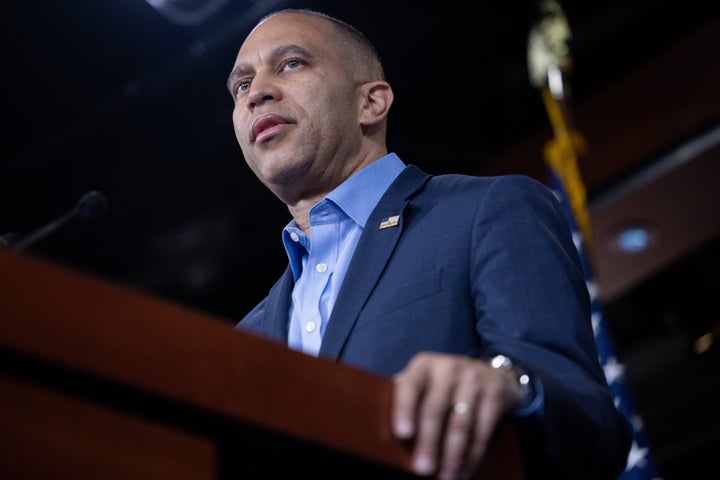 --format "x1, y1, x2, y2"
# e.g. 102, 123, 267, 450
246, 72, 279, 109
